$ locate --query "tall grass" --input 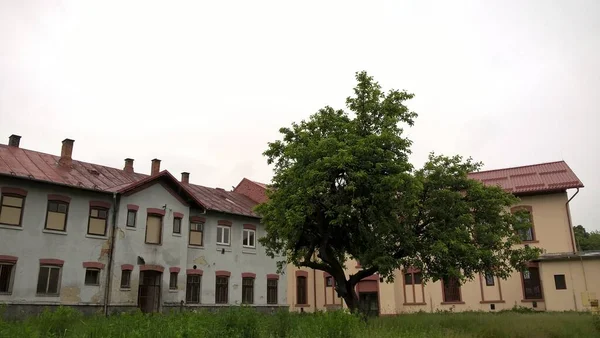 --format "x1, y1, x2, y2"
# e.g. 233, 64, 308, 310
0, 306, 597, 338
